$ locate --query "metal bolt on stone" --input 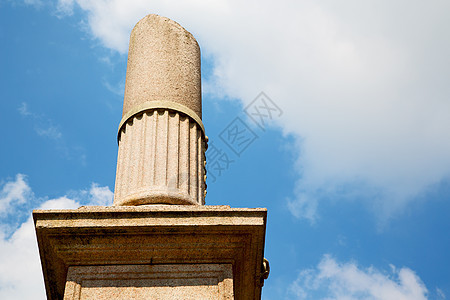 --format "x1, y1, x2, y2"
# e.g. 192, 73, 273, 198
113, 14, 207, 206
